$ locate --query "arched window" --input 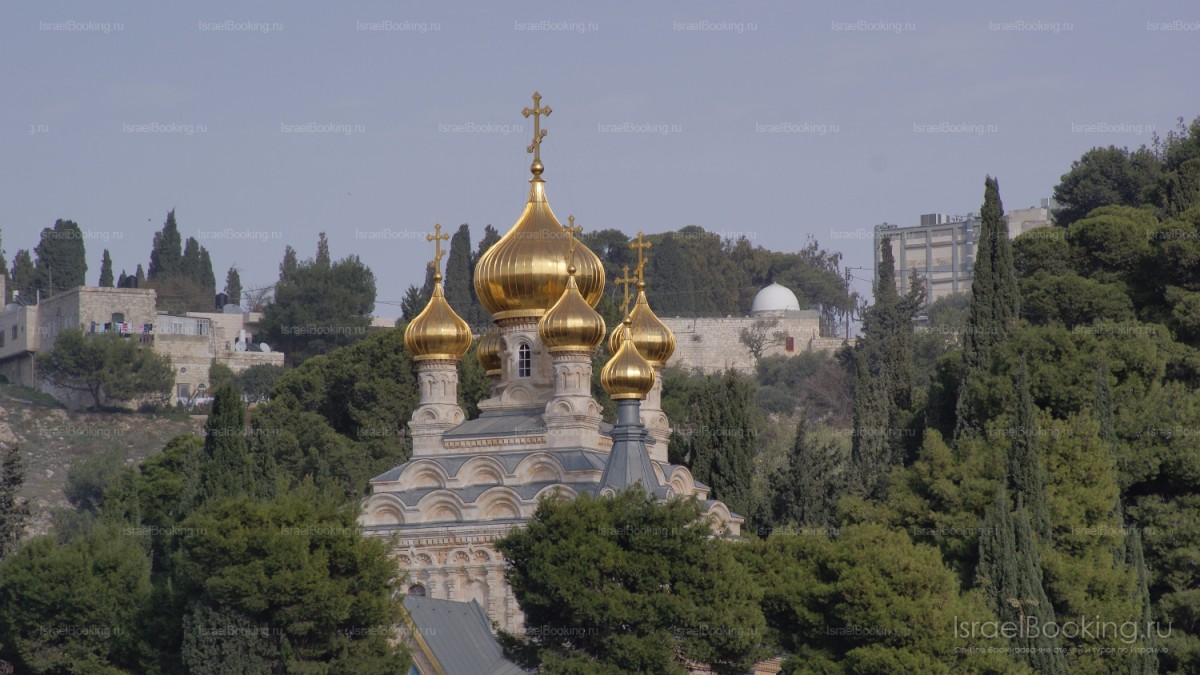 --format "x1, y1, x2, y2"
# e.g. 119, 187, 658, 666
517, 342, 532, 378
408, 584, 426, 597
